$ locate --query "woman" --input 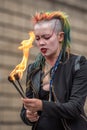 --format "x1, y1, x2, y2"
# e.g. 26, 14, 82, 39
20, 11, 87, 130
